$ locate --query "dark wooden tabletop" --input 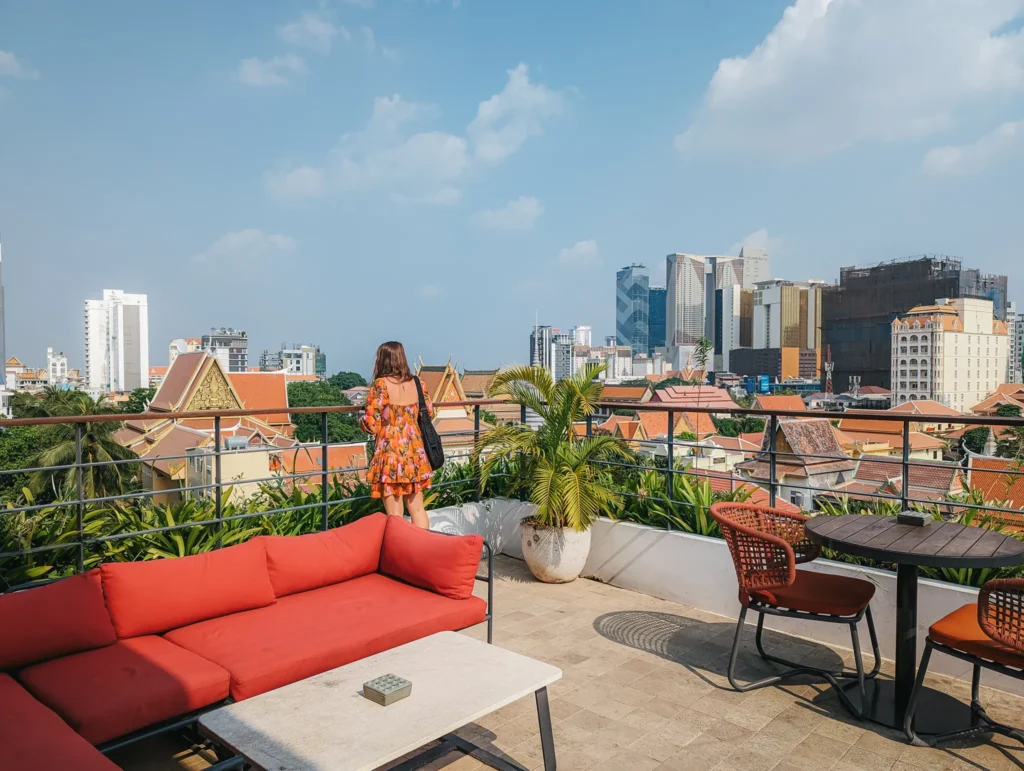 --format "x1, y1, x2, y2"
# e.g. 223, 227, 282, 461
805, 514, 1024, 569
